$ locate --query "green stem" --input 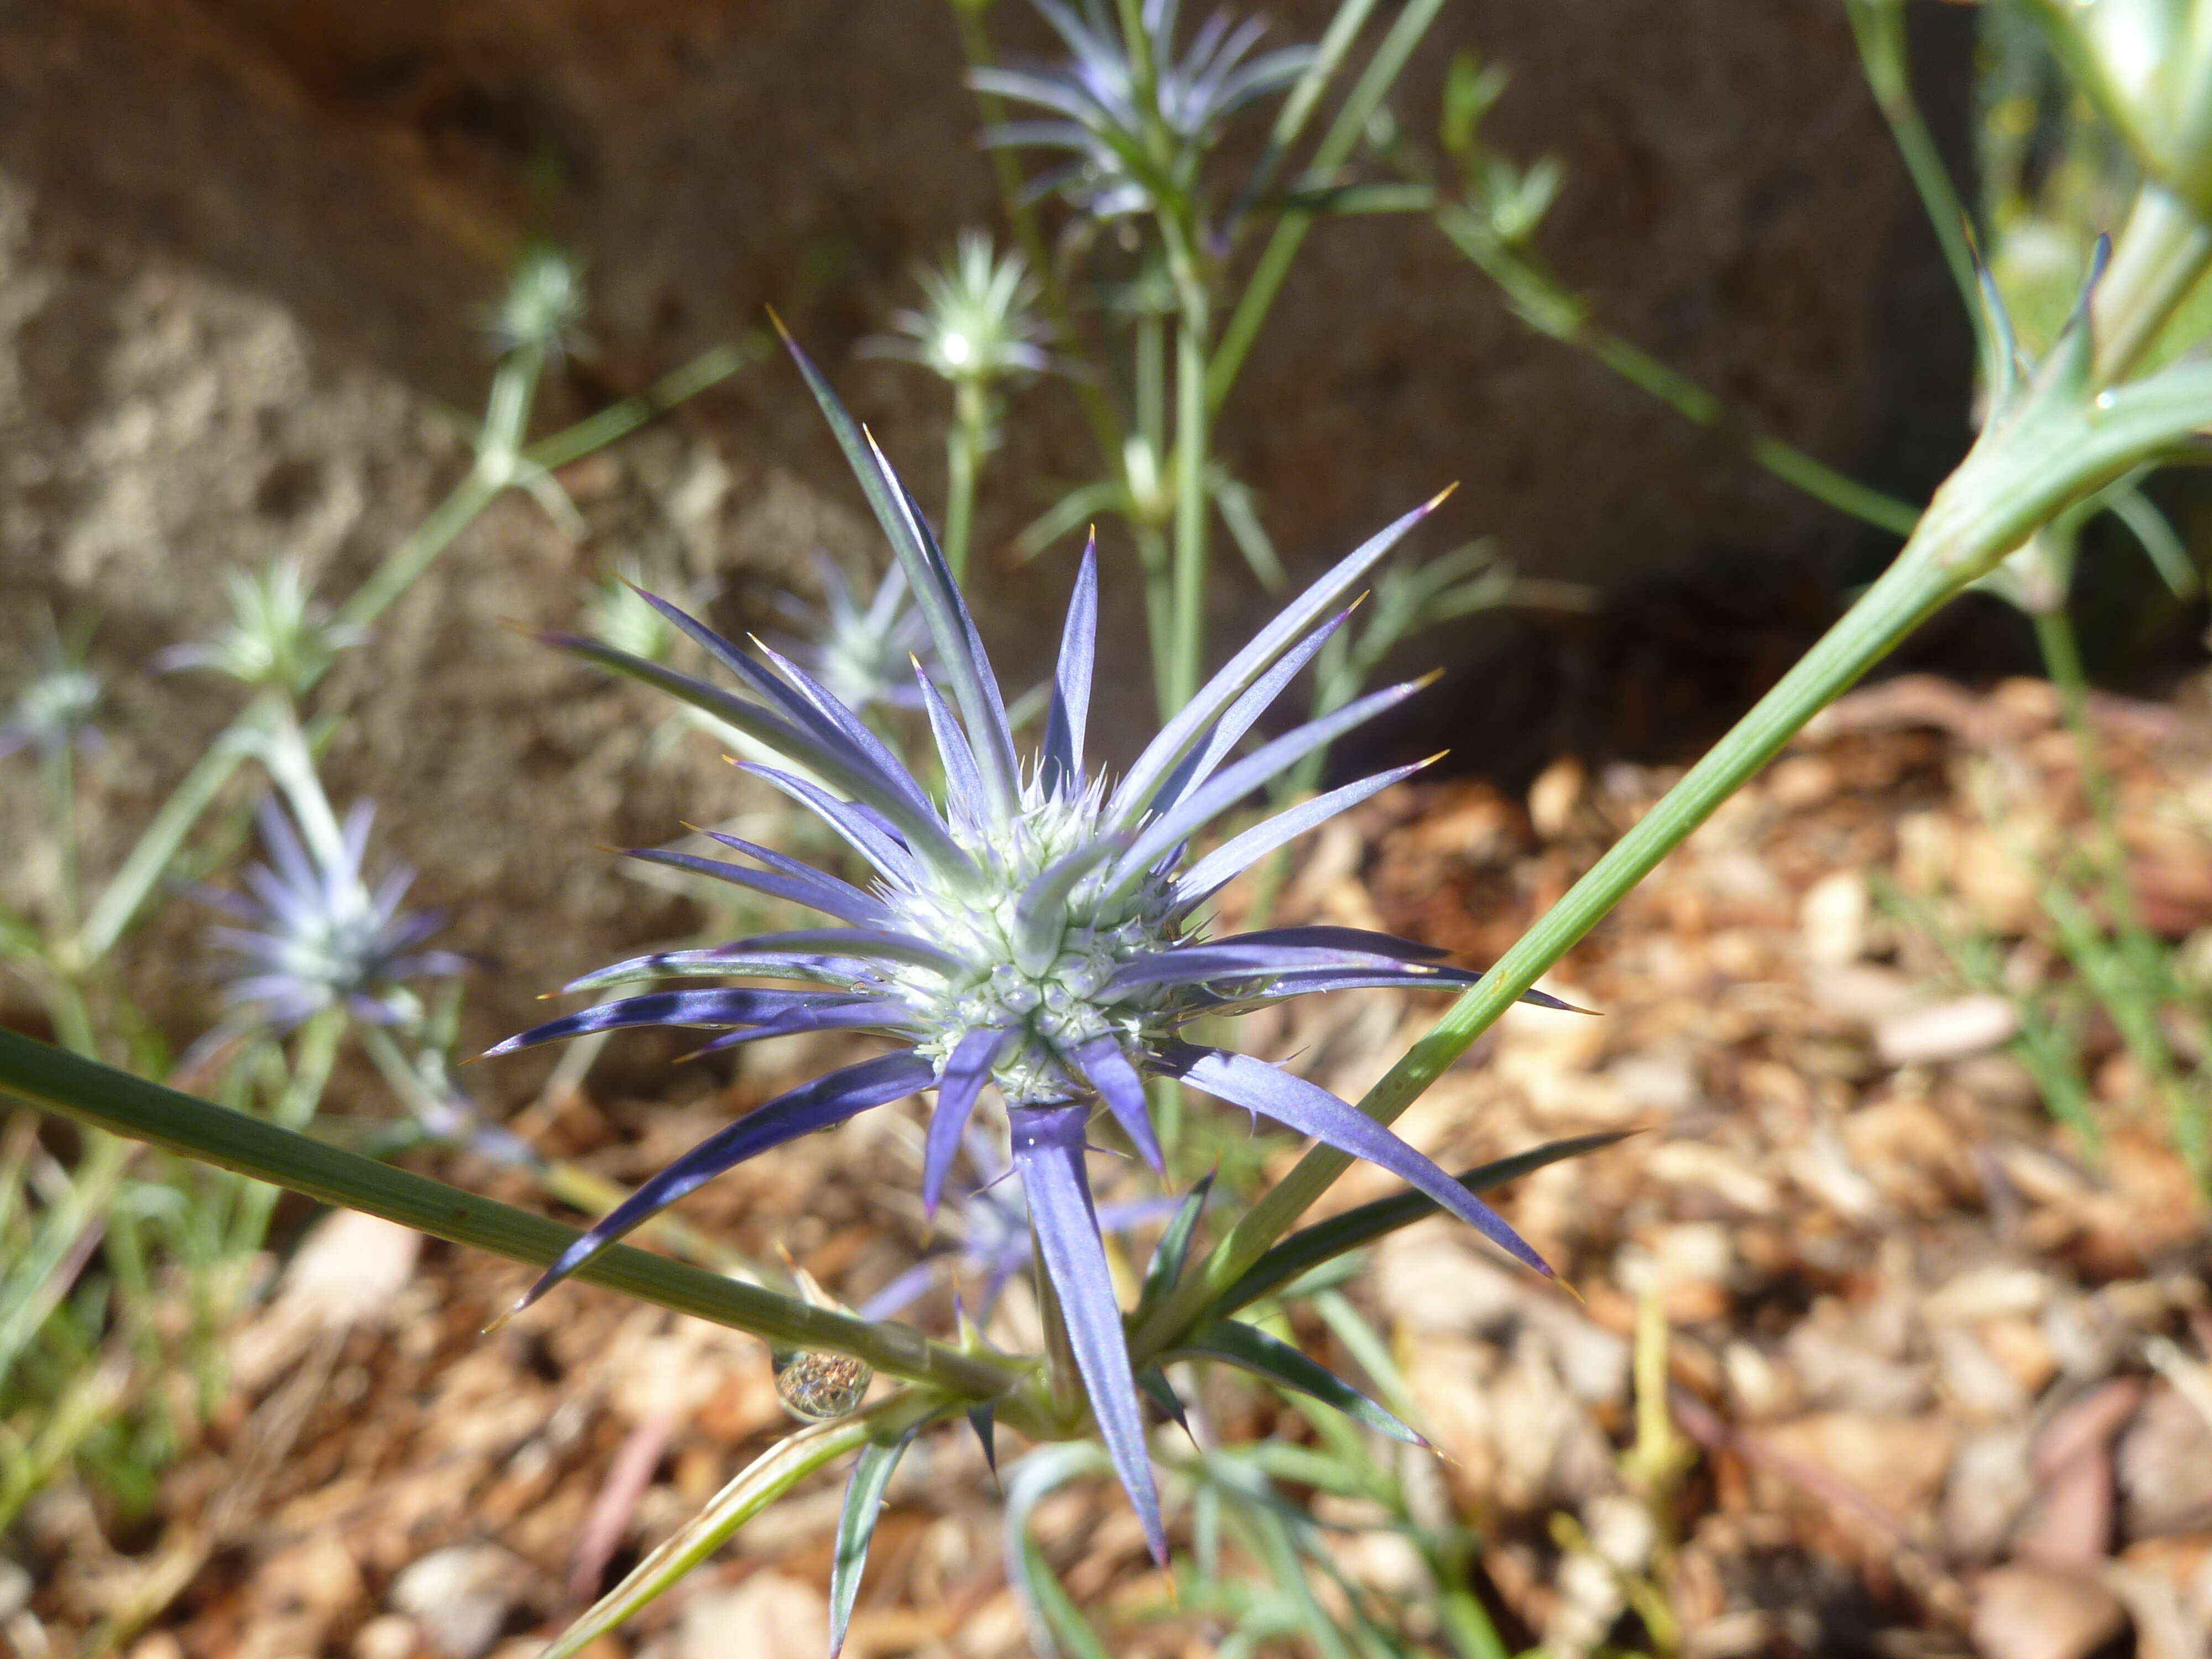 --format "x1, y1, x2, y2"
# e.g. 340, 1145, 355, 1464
1135, 522, 1178, 721
338, 467, 507, 634
1170, 287, 1211, 712
523, 341, 755, 473
945, 380, 988, 585
1438, 212, 1922, 538
0, 1027, 1027, 1405
72, 700, 275, 967
1208, 0, 1447, 411
1845, 0, 1988, 369
1031, 1219, 1086, 1431
2031, 605, 2210, 1184
1131, 545, 1959, 1354
1136, 328, 2212, 1354
258, 707, 347, 870
226, 1007, 344, 1262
